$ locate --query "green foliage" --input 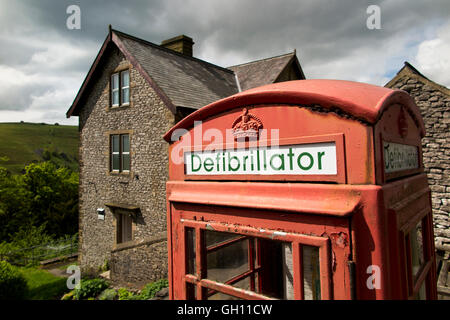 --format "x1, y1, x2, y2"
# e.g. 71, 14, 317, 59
10, 224, 54, 249
98, 259, 109, 273
0, 161, 79, 243
74, 278, 108, 300
139, 279, 169, 300
22, 162, 79, 237
117, 287, 135, 300
0, 224, 56, 266
117, 279, 169, 300
0, 167, 33, 241
98, 288, 117, 300
0, 261, 28, 299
